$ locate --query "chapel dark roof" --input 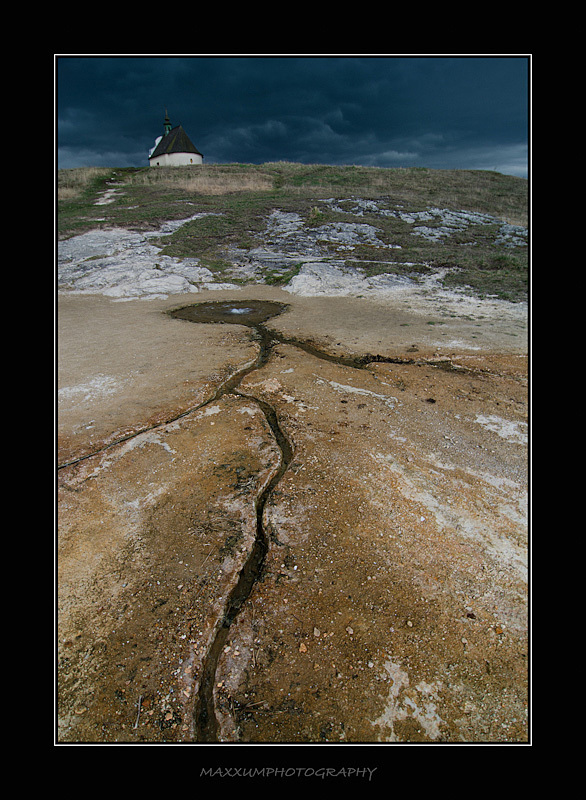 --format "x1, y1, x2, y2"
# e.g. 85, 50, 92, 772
149, 124, 203, 159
